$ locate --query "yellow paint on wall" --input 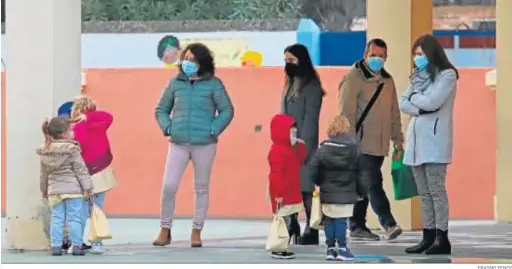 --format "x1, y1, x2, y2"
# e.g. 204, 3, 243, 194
180, 38, 248, 67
